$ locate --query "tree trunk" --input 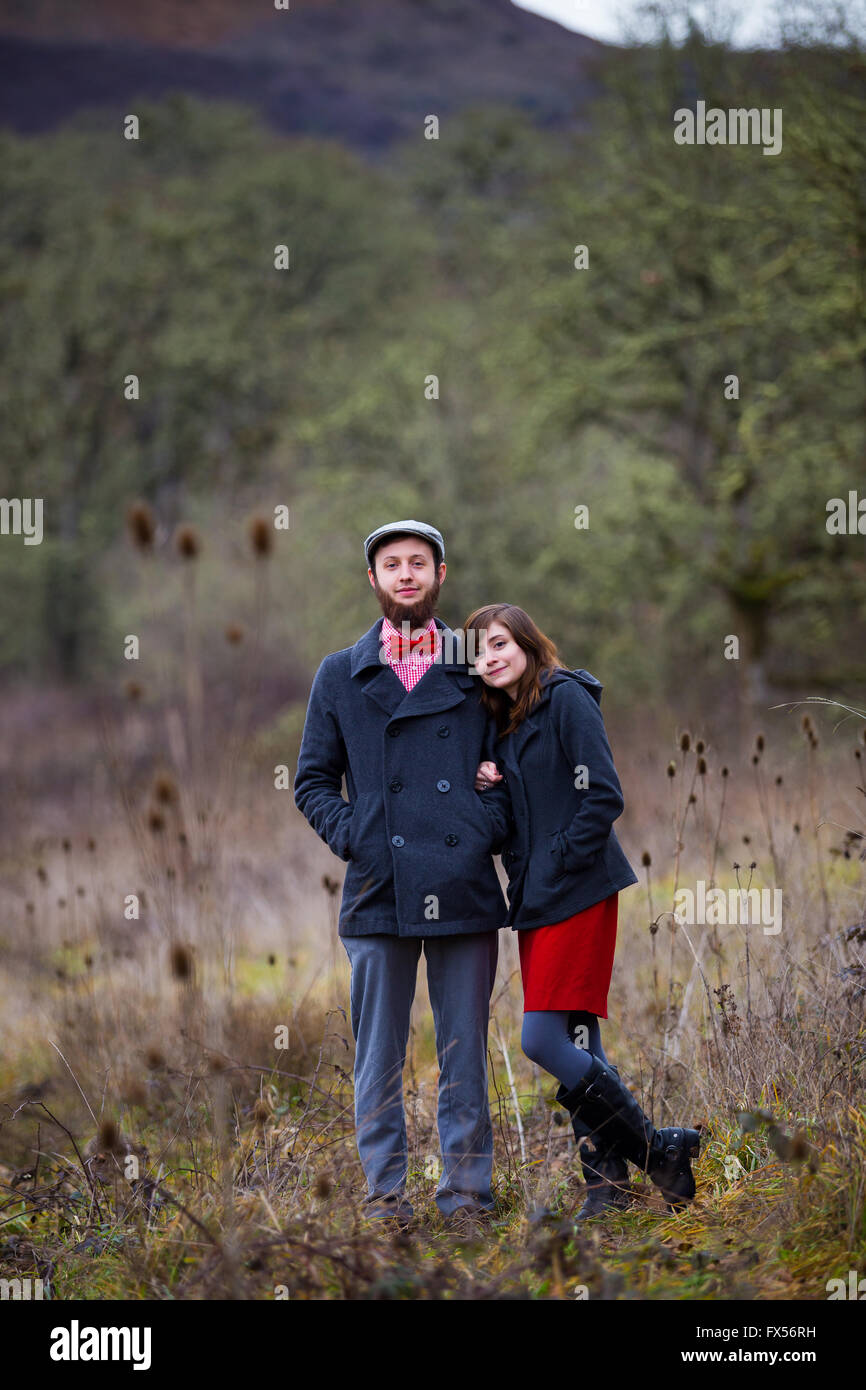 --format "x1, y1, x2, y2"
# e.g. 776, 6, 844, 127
726, 592, 772, 732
